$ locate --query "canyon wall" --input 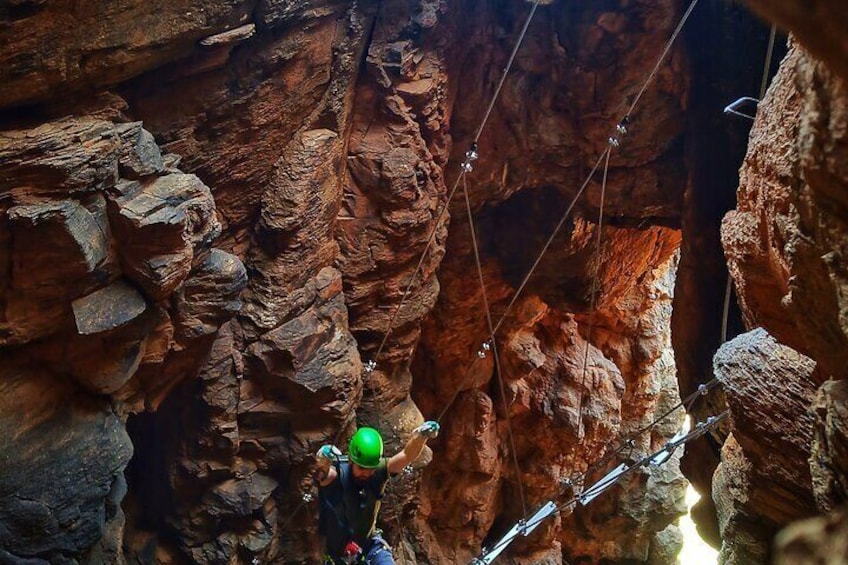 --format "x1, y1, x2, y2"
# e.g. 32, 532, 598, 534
5, 0, 840, 563
715, 1, 848, 558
